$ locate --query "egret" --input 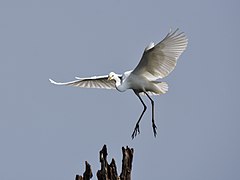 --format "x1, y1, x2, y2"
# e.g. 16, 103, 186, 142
49, 29, 188, 139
